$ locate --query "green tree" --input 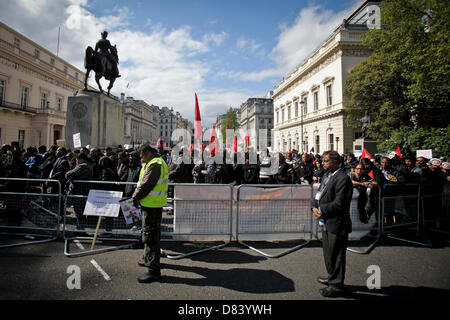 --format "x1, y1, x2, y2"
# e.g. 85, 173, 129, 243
344, 0, 450, 154
220, 107, 240, 143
